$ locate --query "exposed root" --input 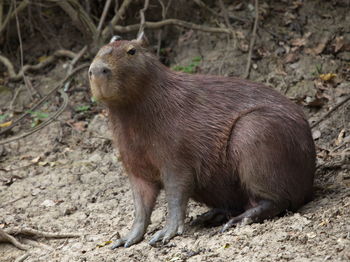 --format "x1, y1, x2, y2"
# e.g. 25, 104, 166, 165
15, 253, 30, 262
5, 227, 81, 239
113, 18, 232, 35
0, 50, 77, 81
0, 229, 30, 251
